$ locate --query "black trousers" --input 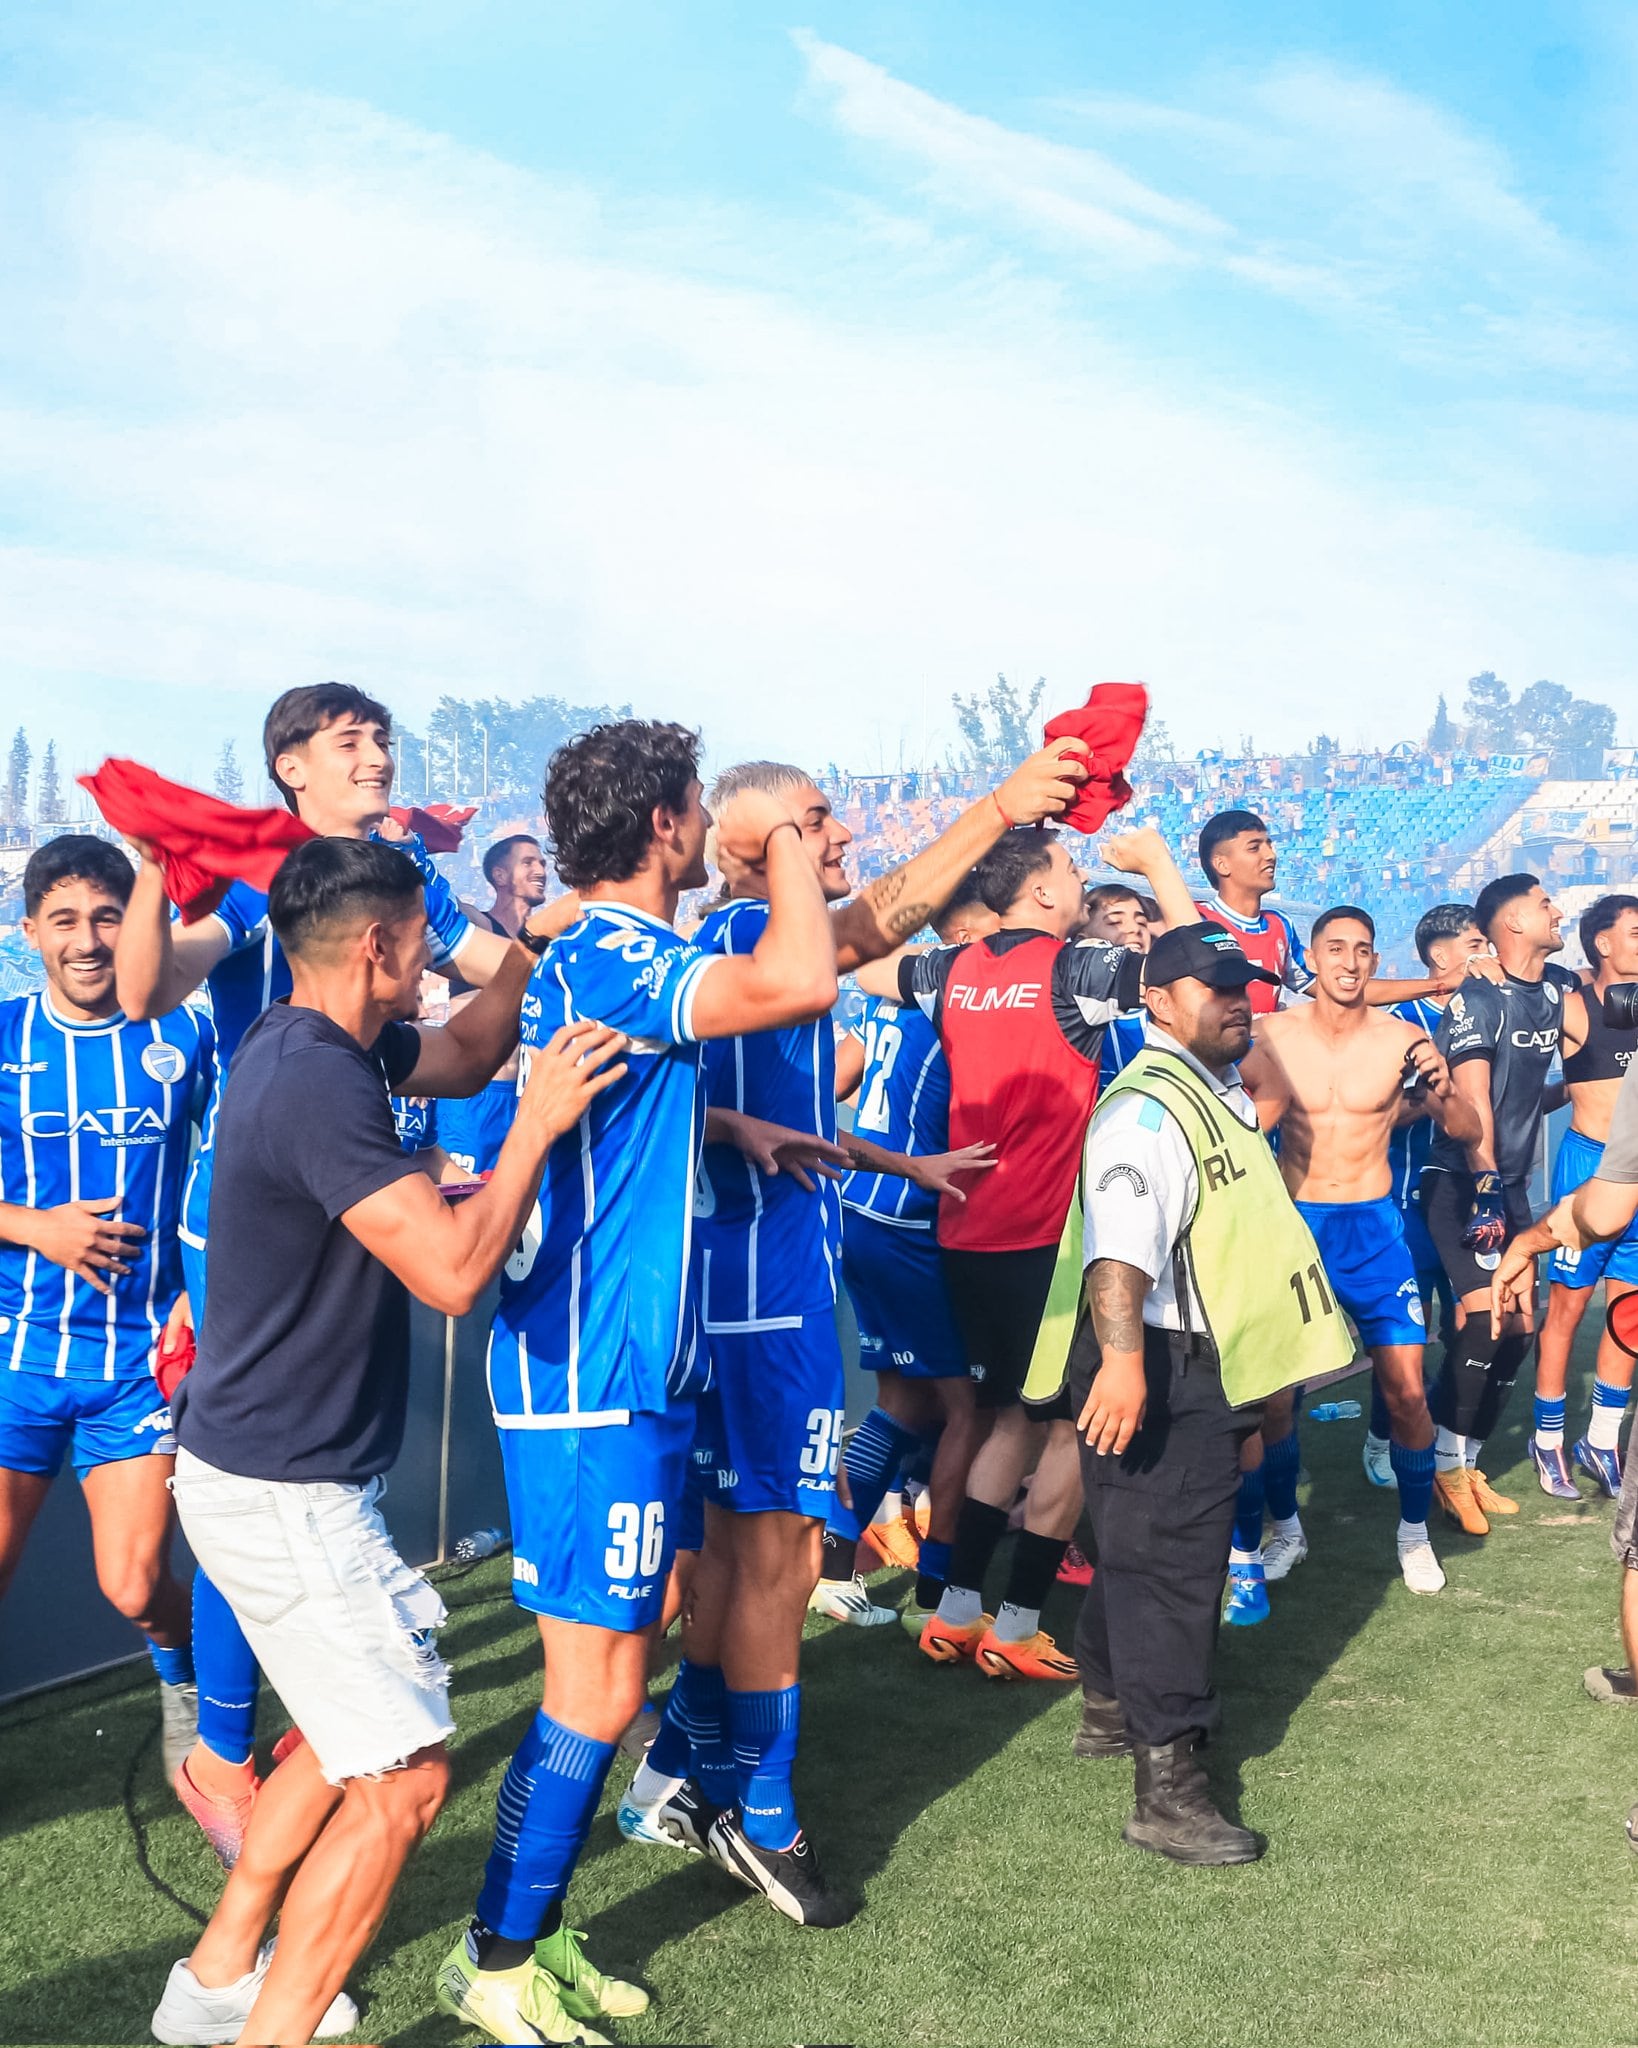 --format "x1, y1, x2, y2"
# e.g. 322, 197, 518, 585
1070, 1312, 1258, 1748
